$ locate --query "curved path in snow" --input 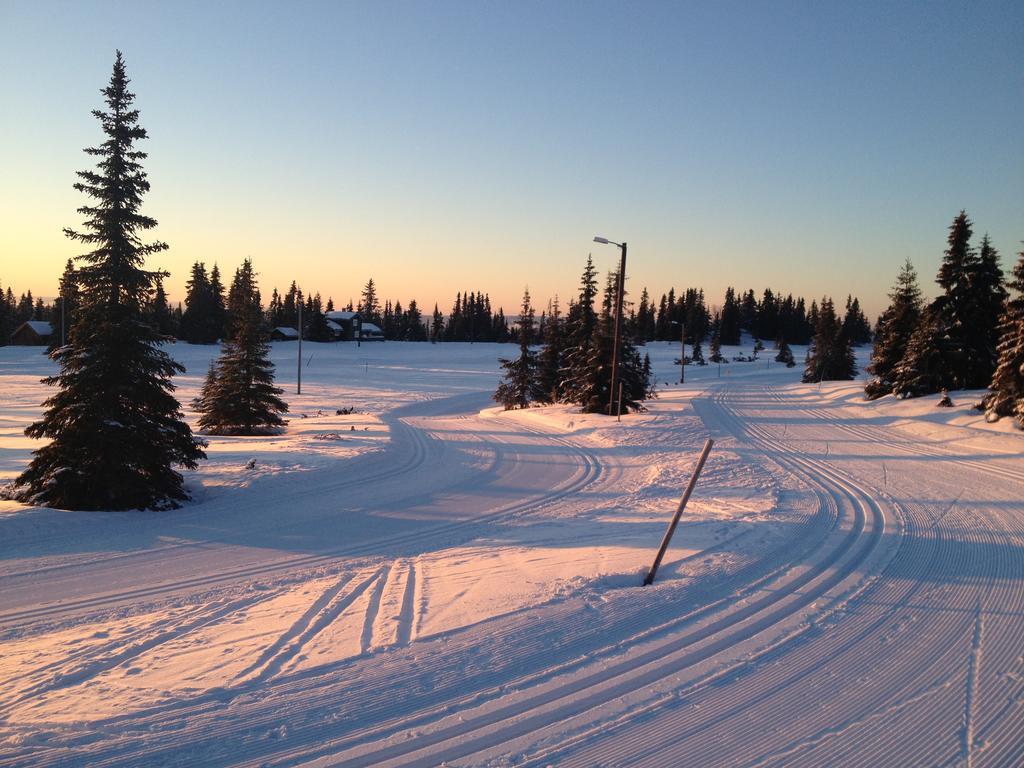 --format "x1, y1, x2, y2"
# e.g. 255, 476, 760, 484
0, 391, 604, 628
2, 381, 1023, 767
528, 384, 1024, 768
